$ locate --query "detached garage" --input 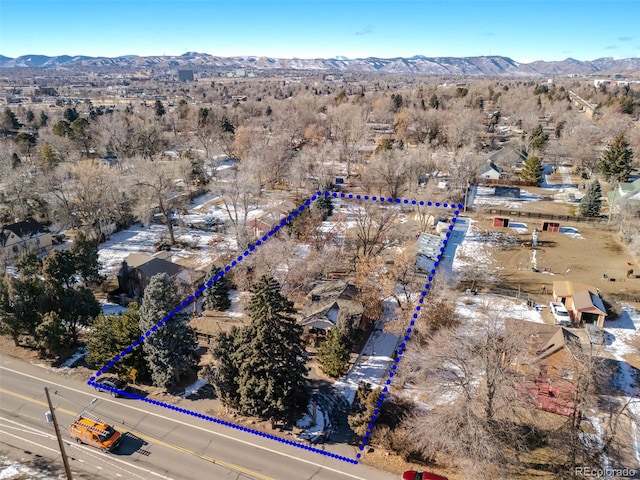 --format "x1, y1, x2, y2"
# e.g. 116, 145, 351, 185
493, 217, 510, 227
541, 221, 560, 232
552, 280, 607, 328
571, 290, 607, 328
